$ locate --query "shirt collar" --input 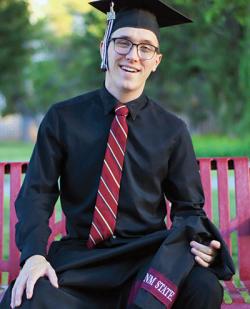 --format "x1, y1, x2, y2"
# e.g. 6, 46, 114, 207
99, 86, 148, 120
